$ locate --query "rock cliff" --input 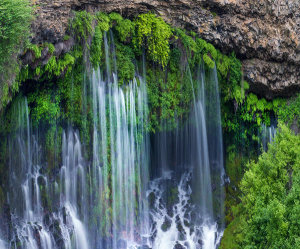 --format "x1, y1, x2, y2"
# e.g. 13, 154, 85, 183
31, 0, 300, 99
